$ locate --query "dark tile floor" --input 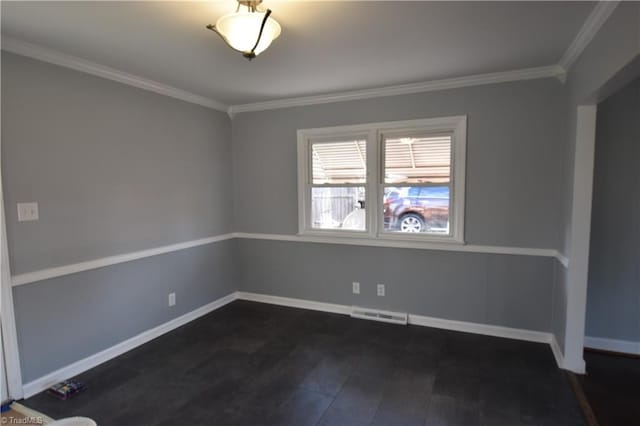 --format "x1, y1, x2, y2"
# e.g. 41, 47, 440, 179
578, 350, 640, 426
25, 301, 586, 425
